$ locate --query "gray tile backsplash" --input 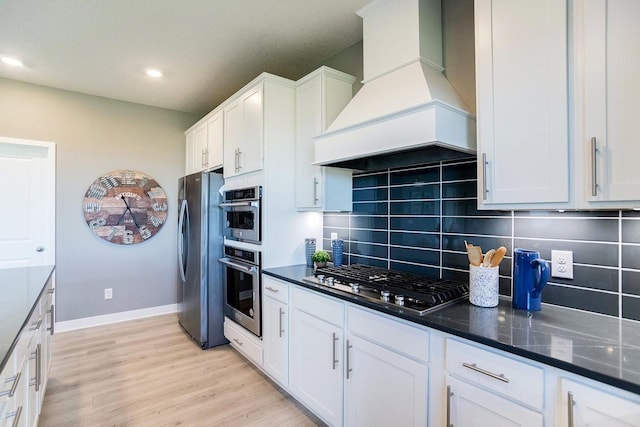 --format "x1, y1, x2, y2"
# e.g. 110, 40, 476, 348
322, 158, 640, 321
